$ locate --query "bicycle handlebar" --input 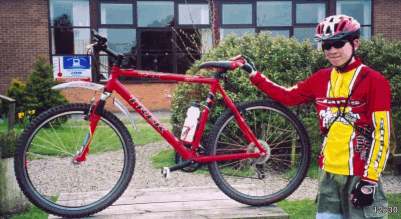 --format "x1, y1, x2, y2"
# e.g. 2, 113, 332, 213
91, 29, 121, 61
